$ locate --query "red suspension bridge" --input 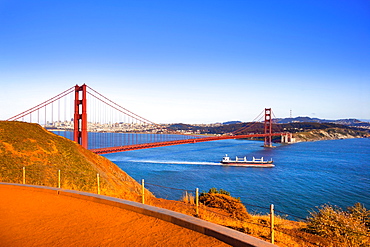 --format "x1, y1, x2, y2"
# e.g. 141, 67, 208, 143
6, 84, 292, 154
